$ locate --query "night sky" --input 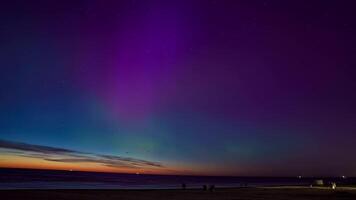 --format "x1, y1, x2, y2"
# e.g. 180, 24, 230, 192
1, 0, 356, 176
